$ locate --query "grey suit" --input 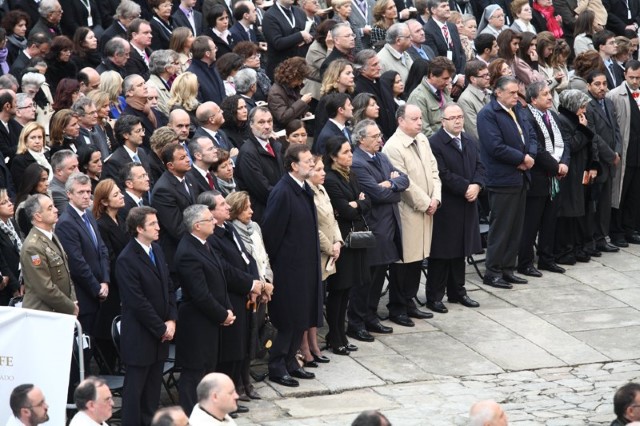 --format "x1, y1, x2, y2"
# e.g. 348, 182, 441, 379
350, 0, 375, 48
50, 177, 69, 212
457, 84, 490, 141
